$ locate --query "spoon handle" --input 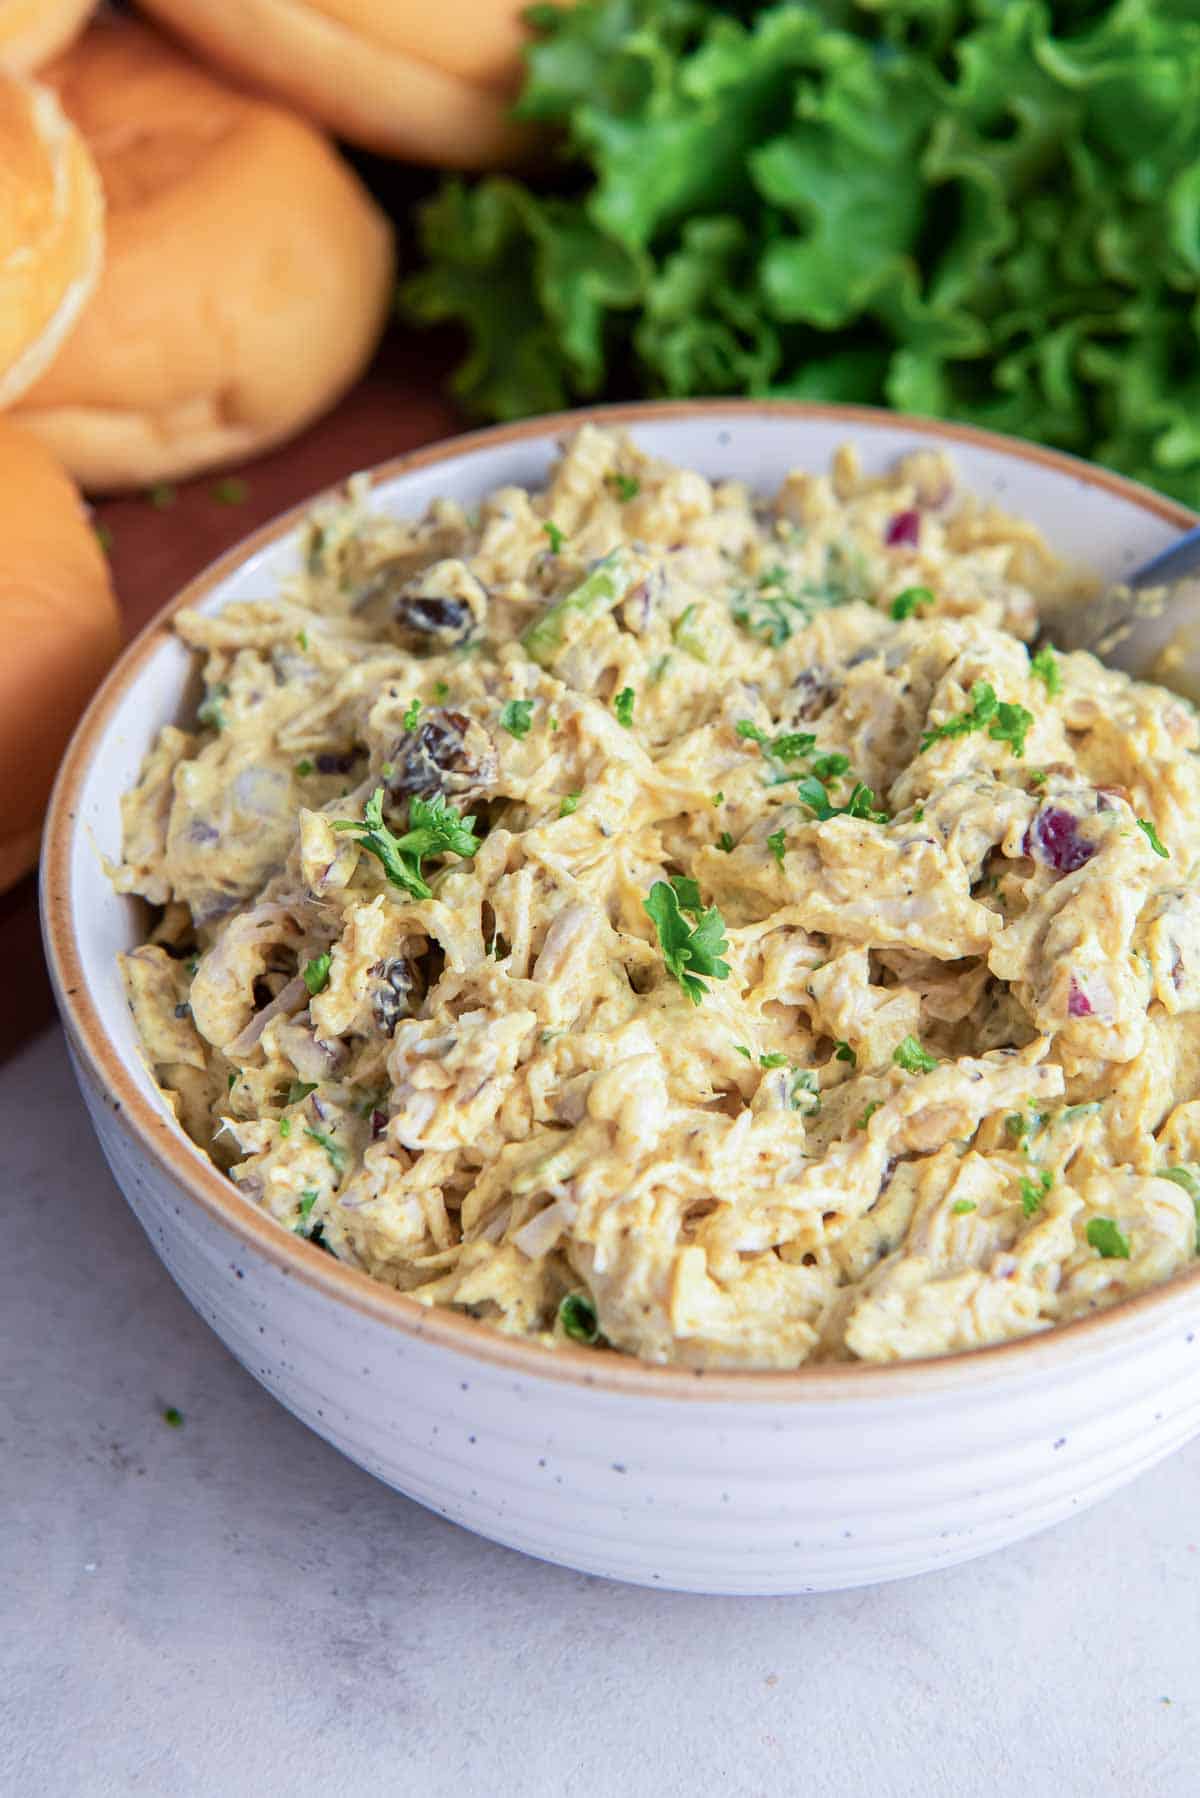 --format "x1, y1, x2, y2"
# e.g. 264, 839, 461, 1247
1126, 519, 1200, 590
